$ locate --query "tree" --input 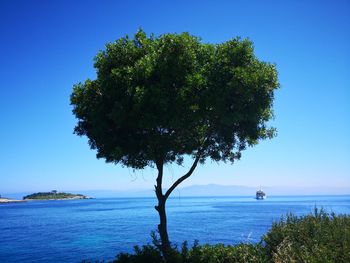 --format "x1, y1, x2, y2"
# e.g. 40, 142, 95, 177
70, 29, 279, 260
